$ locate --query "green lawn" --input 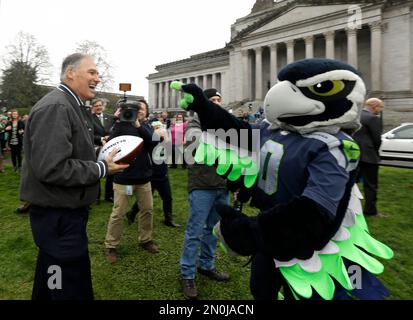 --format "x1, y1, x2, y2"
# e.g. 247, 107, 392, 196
0, 155, 412, 300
